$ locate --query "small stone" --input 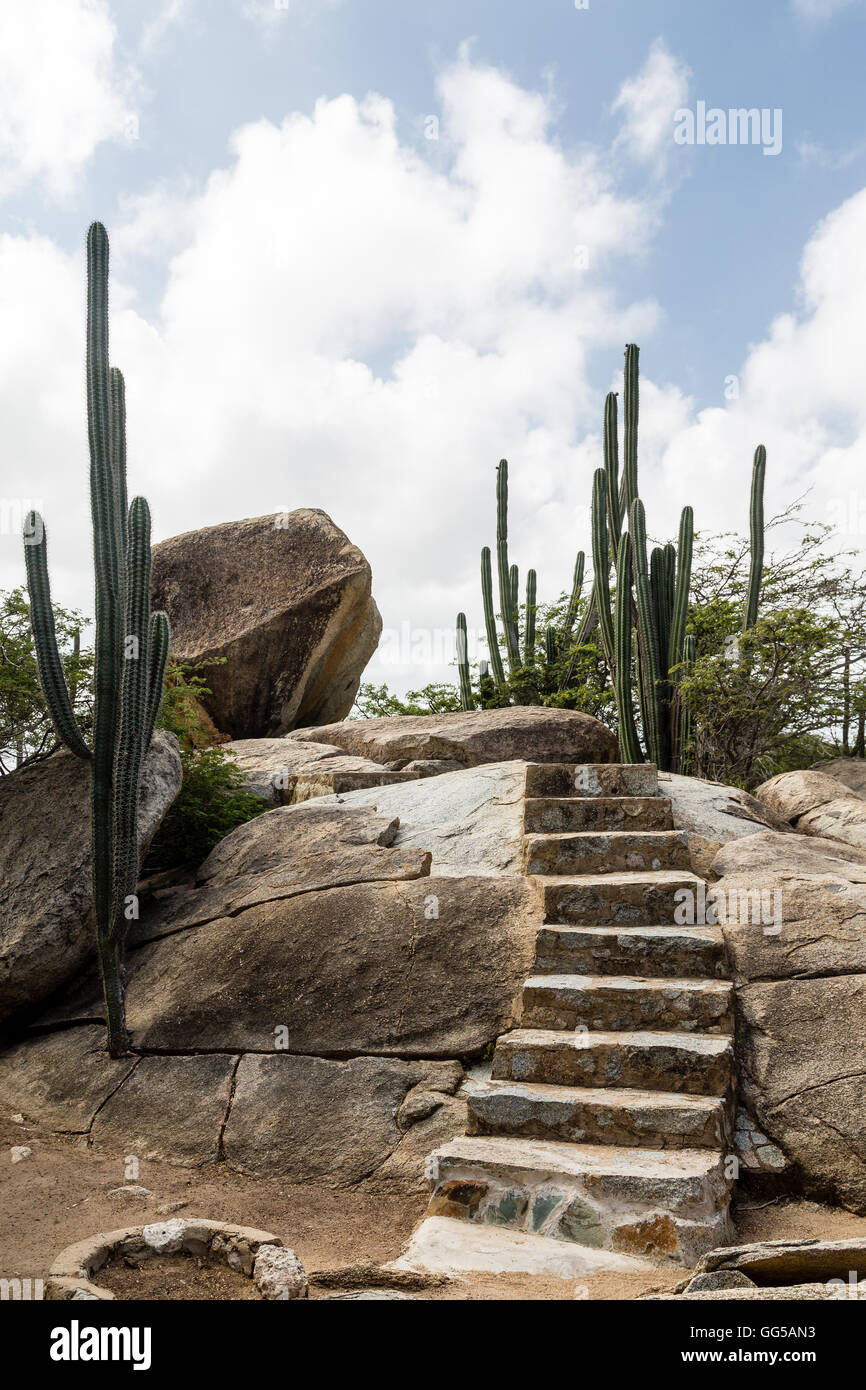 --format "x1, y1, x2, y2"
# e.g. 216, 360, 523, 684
321, 1290, 418, 1300
107, 1185, 151, 1202
142, 1219, 186, 1253
253, 1245, 307, 1301
10, 1113, 25, 1125
685, 1270, 756, 1292
156, 1200, 188, 1215
10, 1145, 32, 1163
